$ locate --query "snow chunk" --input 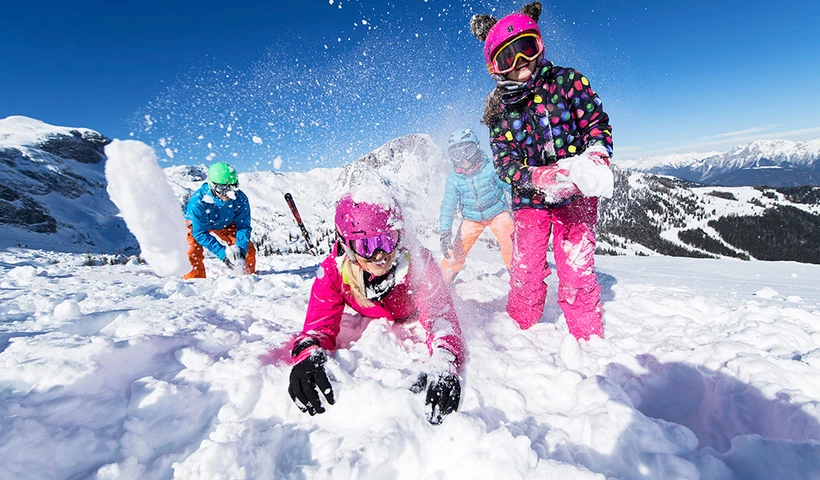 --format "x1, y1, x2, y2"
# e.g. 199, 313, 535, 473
754, 287, 779, 299
53, 299, 82, 321
558, 149, 614, 198
105, 140, 190, 277
7, 265, 38, 282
